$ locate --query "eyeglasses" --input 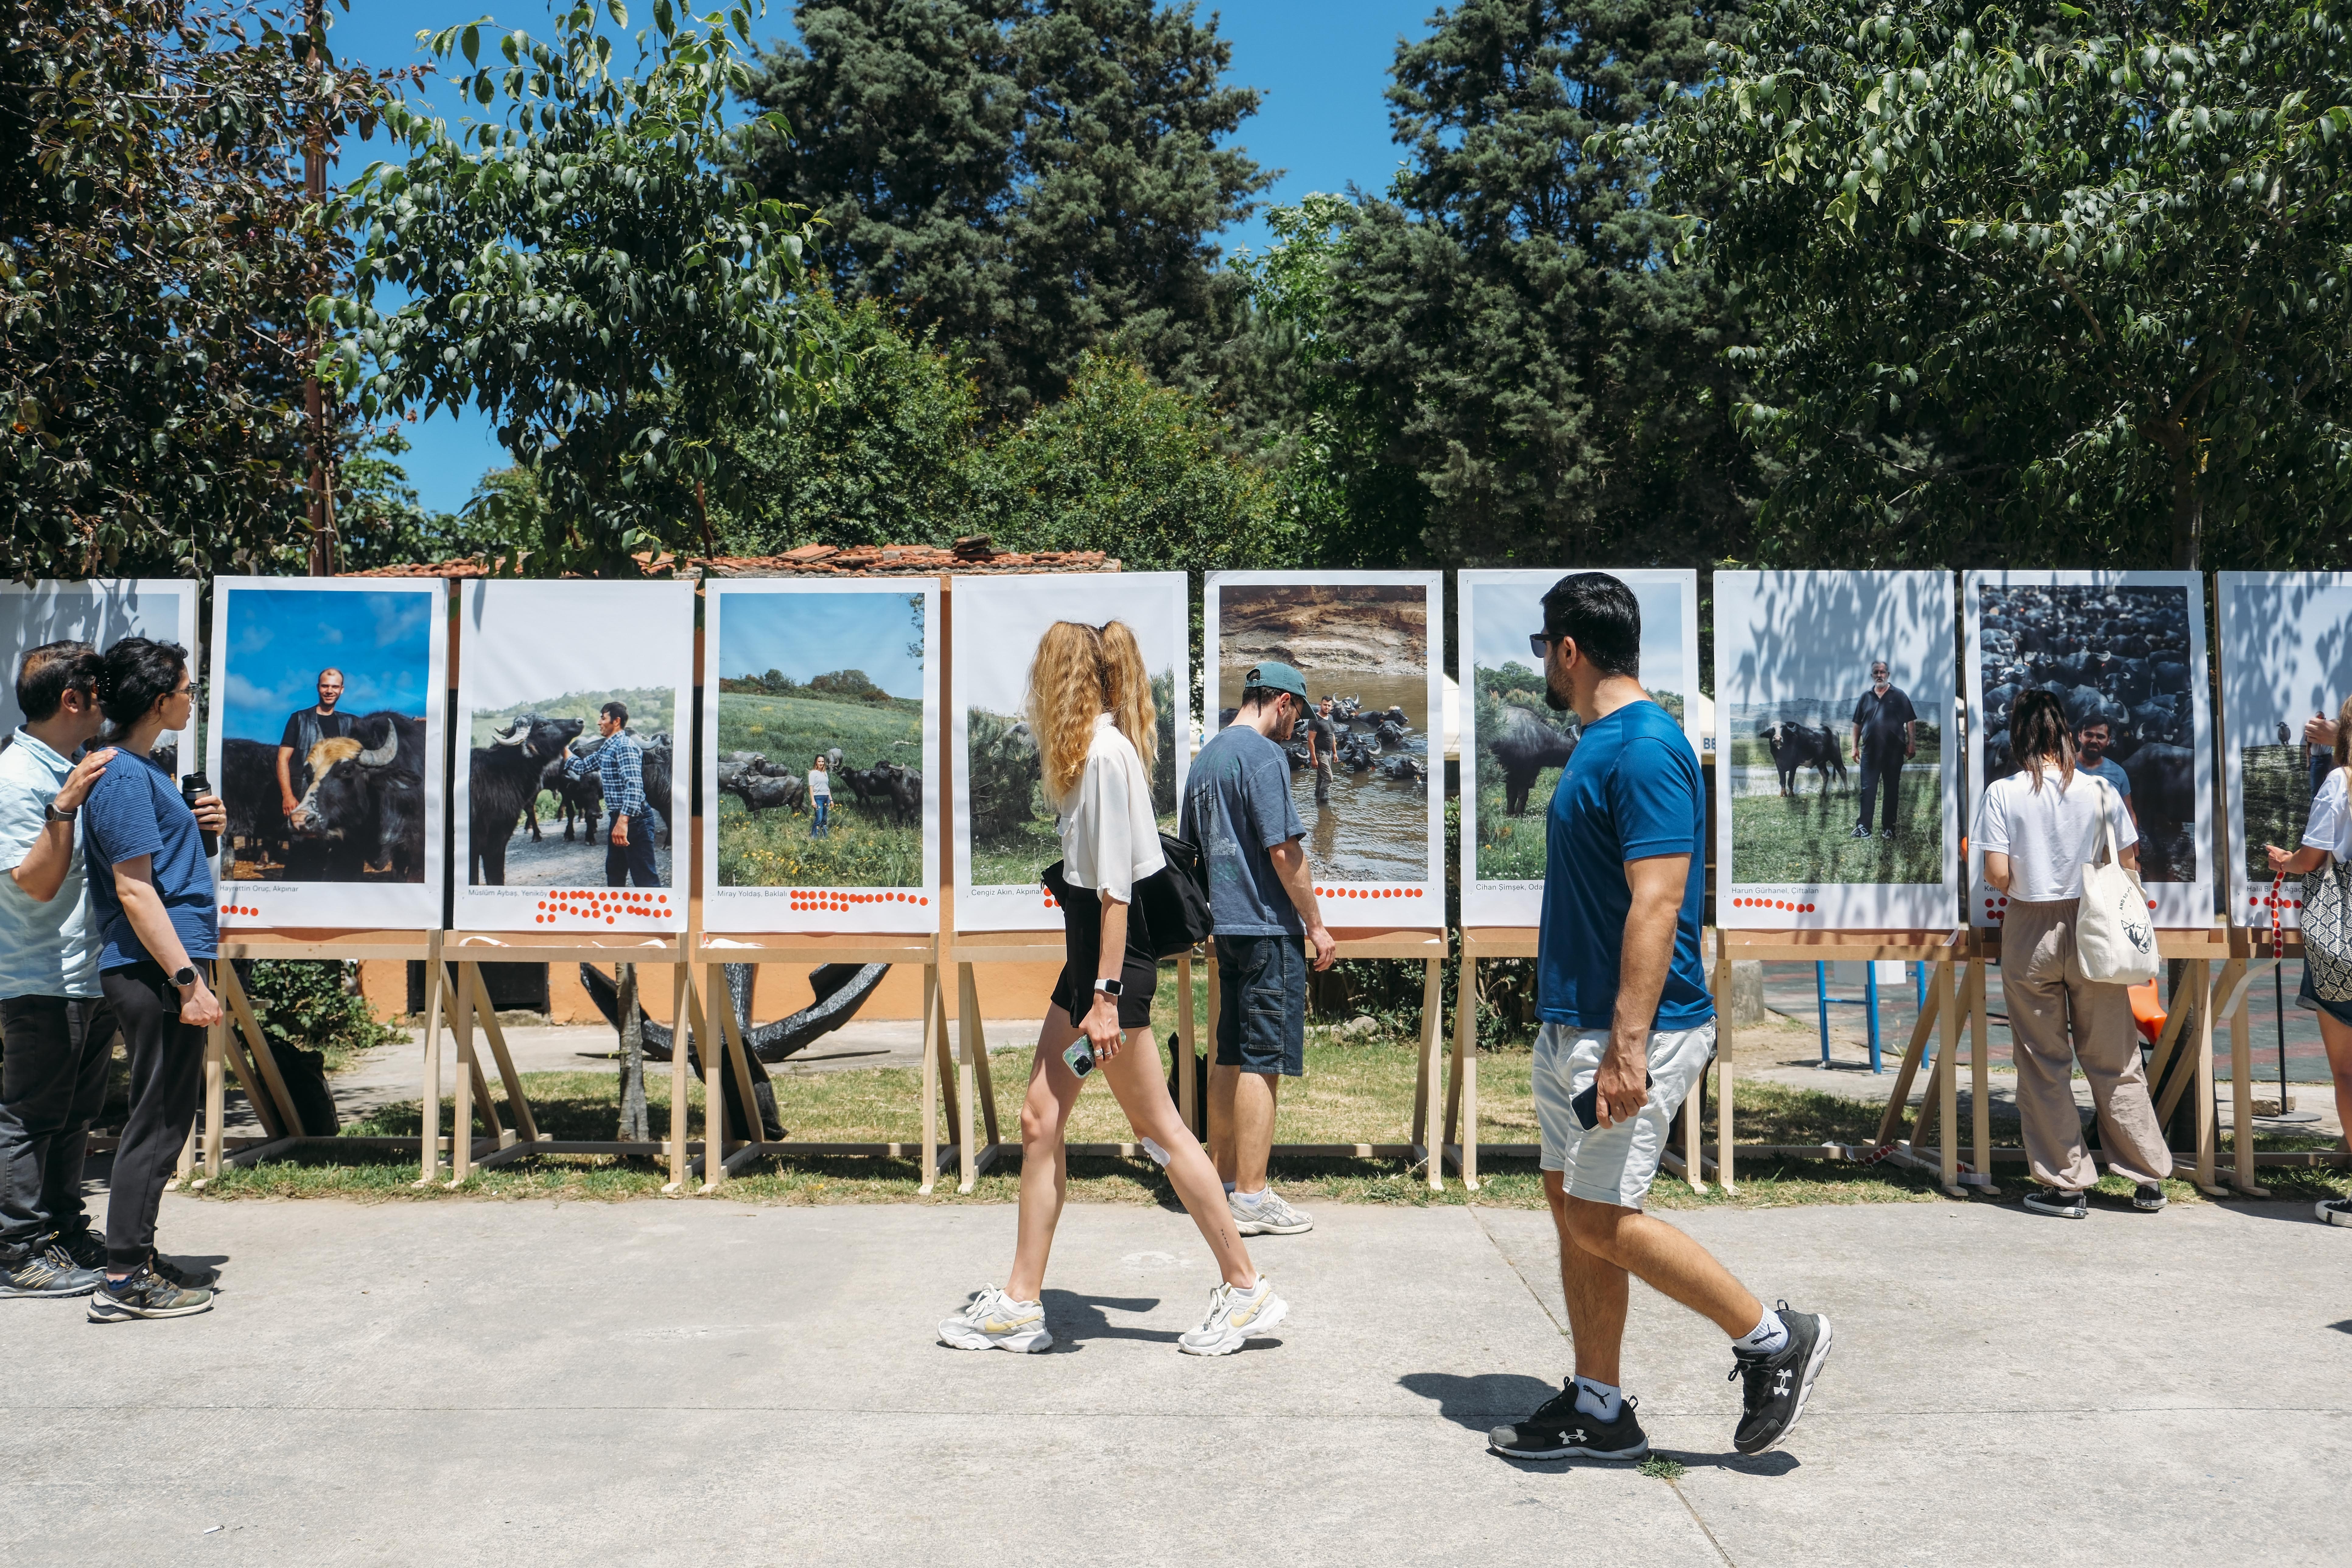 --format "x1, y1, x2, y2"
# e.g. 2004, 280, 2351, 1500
1529, 633, 1558, 661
